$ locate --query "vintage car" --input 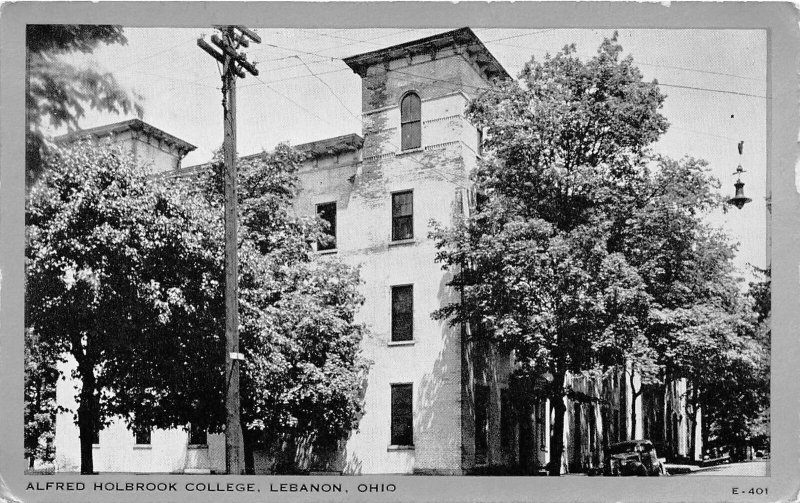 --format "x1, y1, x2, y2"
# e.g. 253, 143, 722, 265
604, 440, 666, 476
